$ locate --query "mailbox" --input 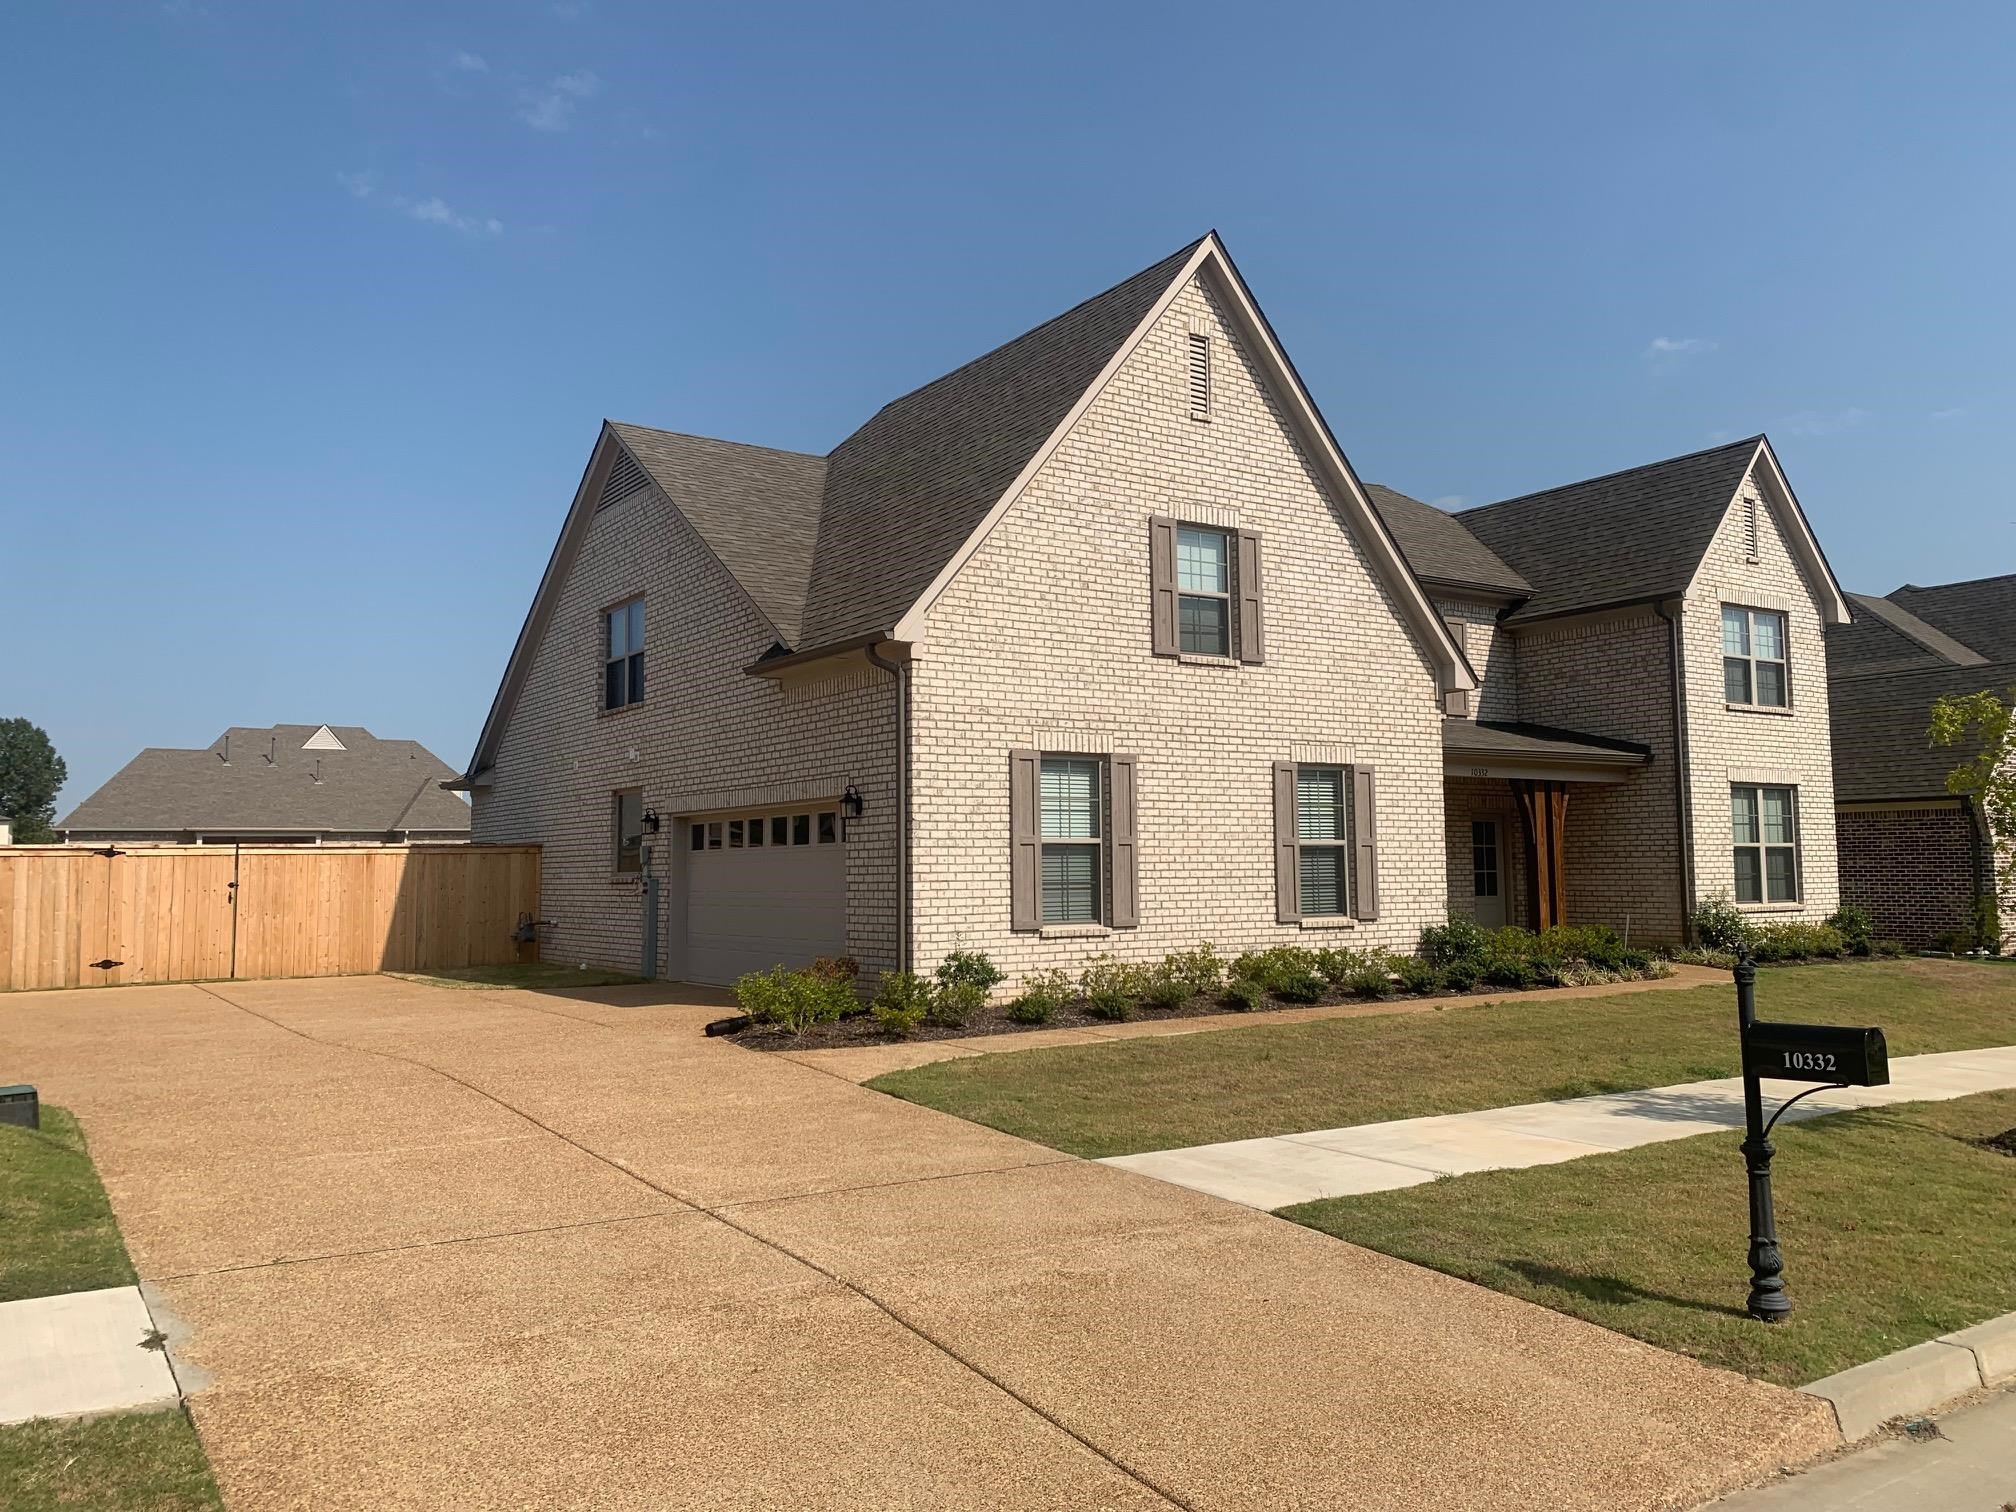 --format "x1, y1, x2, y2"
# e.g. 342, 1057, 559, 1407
1741, 1021, 1889, 1087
